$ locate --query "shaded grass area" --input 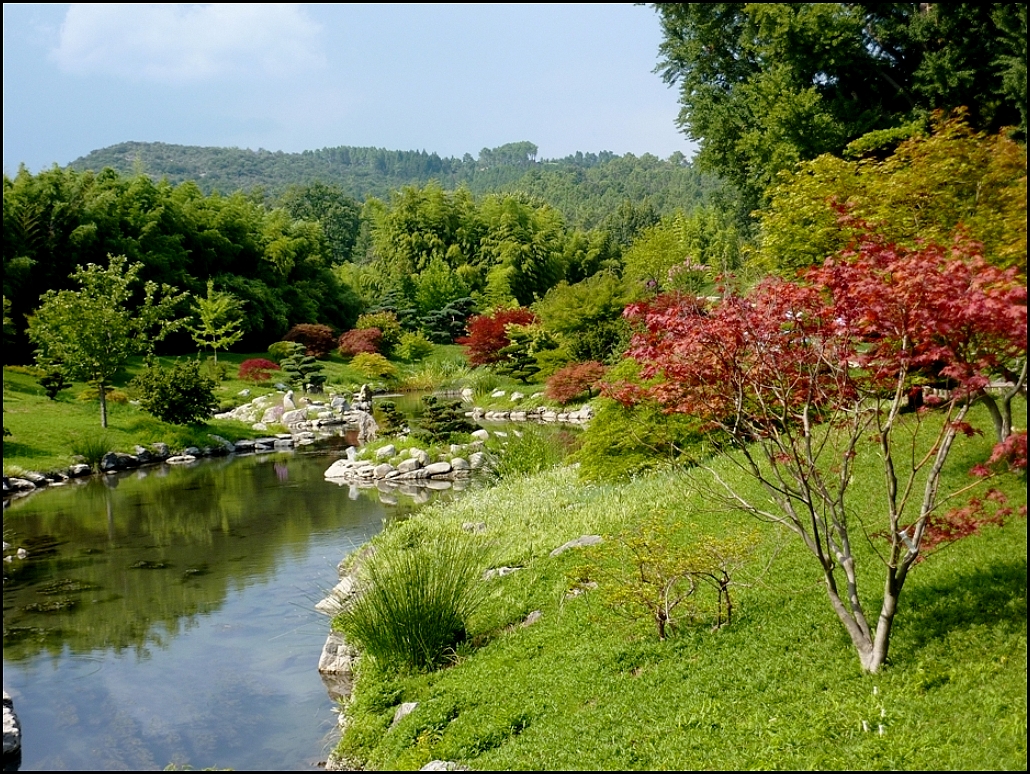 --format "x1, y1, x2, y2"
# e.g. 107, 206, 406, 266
3, 357, 277, 473
335, 403, 1027, 770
